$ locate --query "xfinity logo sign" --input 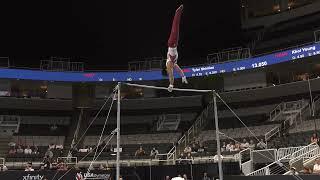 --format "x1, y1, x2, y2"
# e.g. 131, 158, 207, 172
292, 46, 316, 54
22, 174, 44, 180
